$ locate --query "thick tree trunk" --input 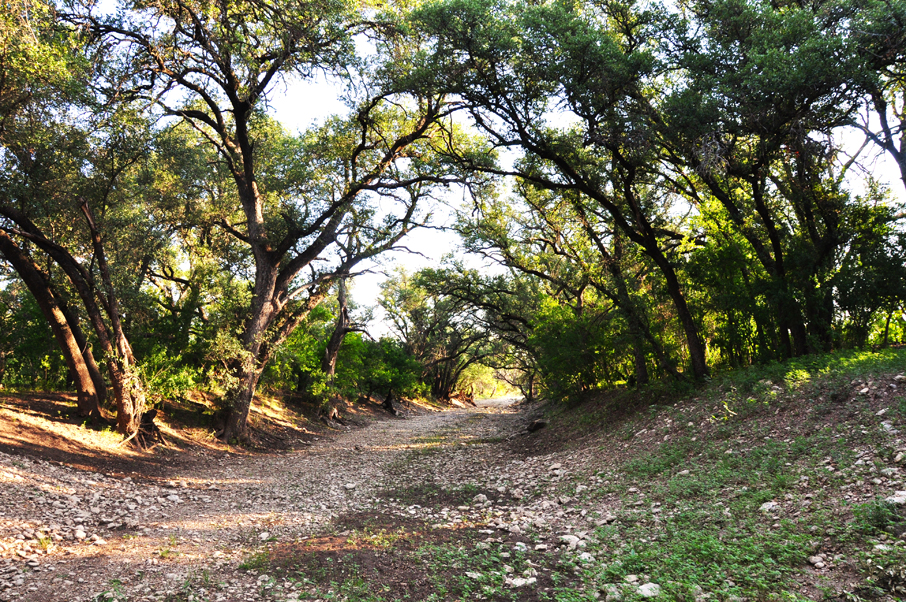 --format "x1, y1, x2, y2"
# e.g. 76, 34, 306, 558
222, 363, 264, 442
630, 341, 649, 386
107, 360, 144, 435
221, 252, 279, 442
805, 287, 835, 353
0, 231, 103, 418
58, 302, 107, 407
